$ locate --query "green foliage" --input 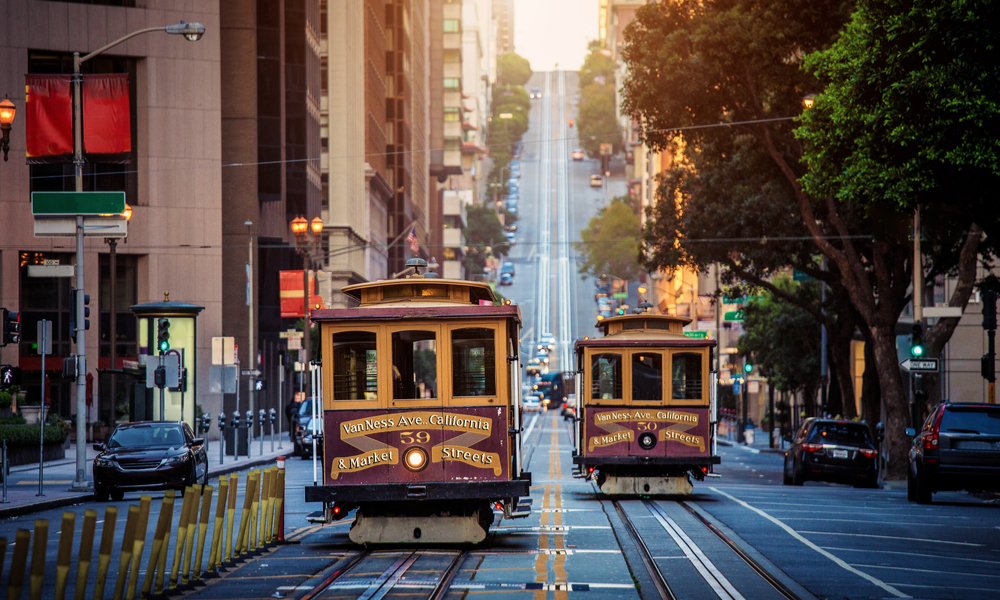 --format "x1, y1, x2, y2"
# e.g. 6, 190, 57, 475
738, 276, 822, 395
0, 415, 26, 425
497, 52, 532, 86
578, 49, 615, 88
796, 0, 1000, 252
463, 204, 510, 276
577, 83, 621, 158
0, 424, 68, 447
488, 86, 531, 187
574, 197, 643, 281
0, 391, 11, 410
